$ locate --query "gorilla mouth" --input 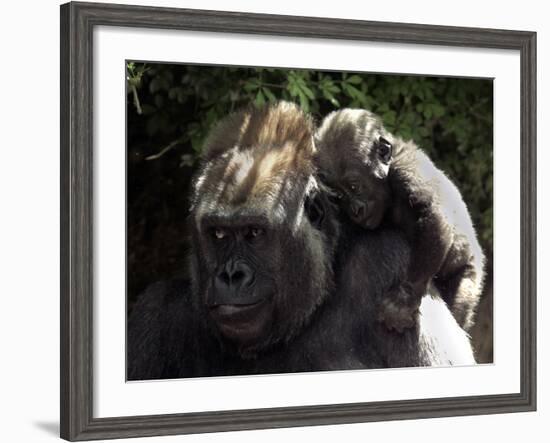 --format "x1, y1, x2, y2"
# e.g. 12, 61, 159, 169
210, 299, 273, 342
213, 301, 263, 315
354, 211, 382, 230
